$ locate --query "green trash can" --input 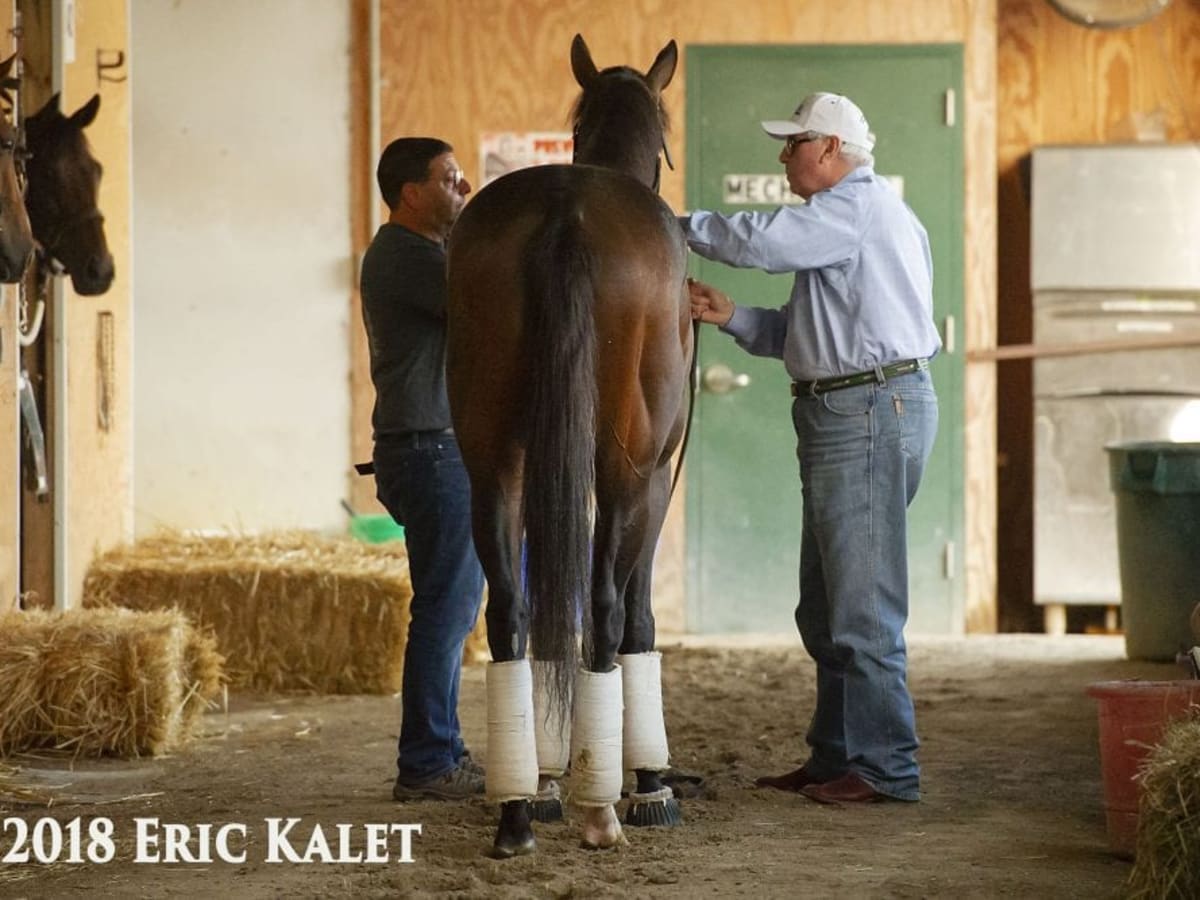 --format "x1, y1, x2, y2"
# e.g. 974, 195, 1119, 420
1106, 441, 1200, 661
